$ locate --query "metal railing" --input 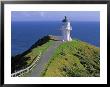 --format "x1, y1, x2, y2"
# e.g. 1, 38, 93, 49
11, 52, 41, 77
